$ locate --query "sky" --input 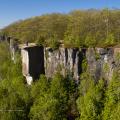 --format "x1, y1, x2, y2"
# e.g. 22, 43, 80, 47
0, 0, 120, 28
